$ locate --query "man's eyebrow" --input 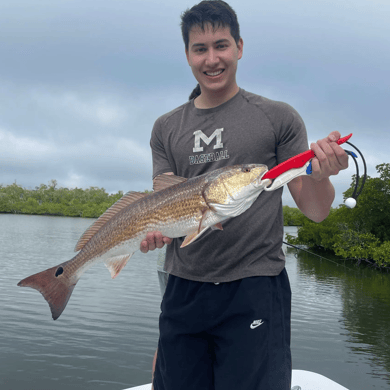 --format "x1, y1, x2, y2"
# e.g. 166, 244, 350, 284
215, 39, 230, 44
191, 39, 230, 48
